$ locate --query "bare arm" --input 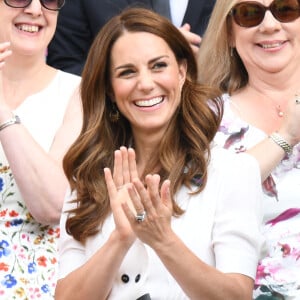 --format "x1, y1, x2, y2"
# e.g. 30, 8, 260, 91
248, 95, 300, 181
56, 148, 138, 299
0, 75, 82, 224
